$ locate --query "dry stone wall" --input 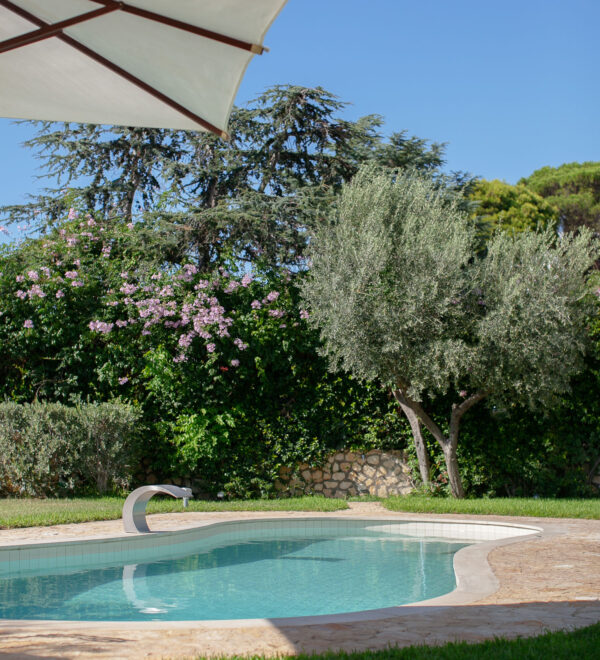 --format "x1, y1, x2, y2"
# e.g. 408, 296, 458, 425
276, 449, 414, 498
